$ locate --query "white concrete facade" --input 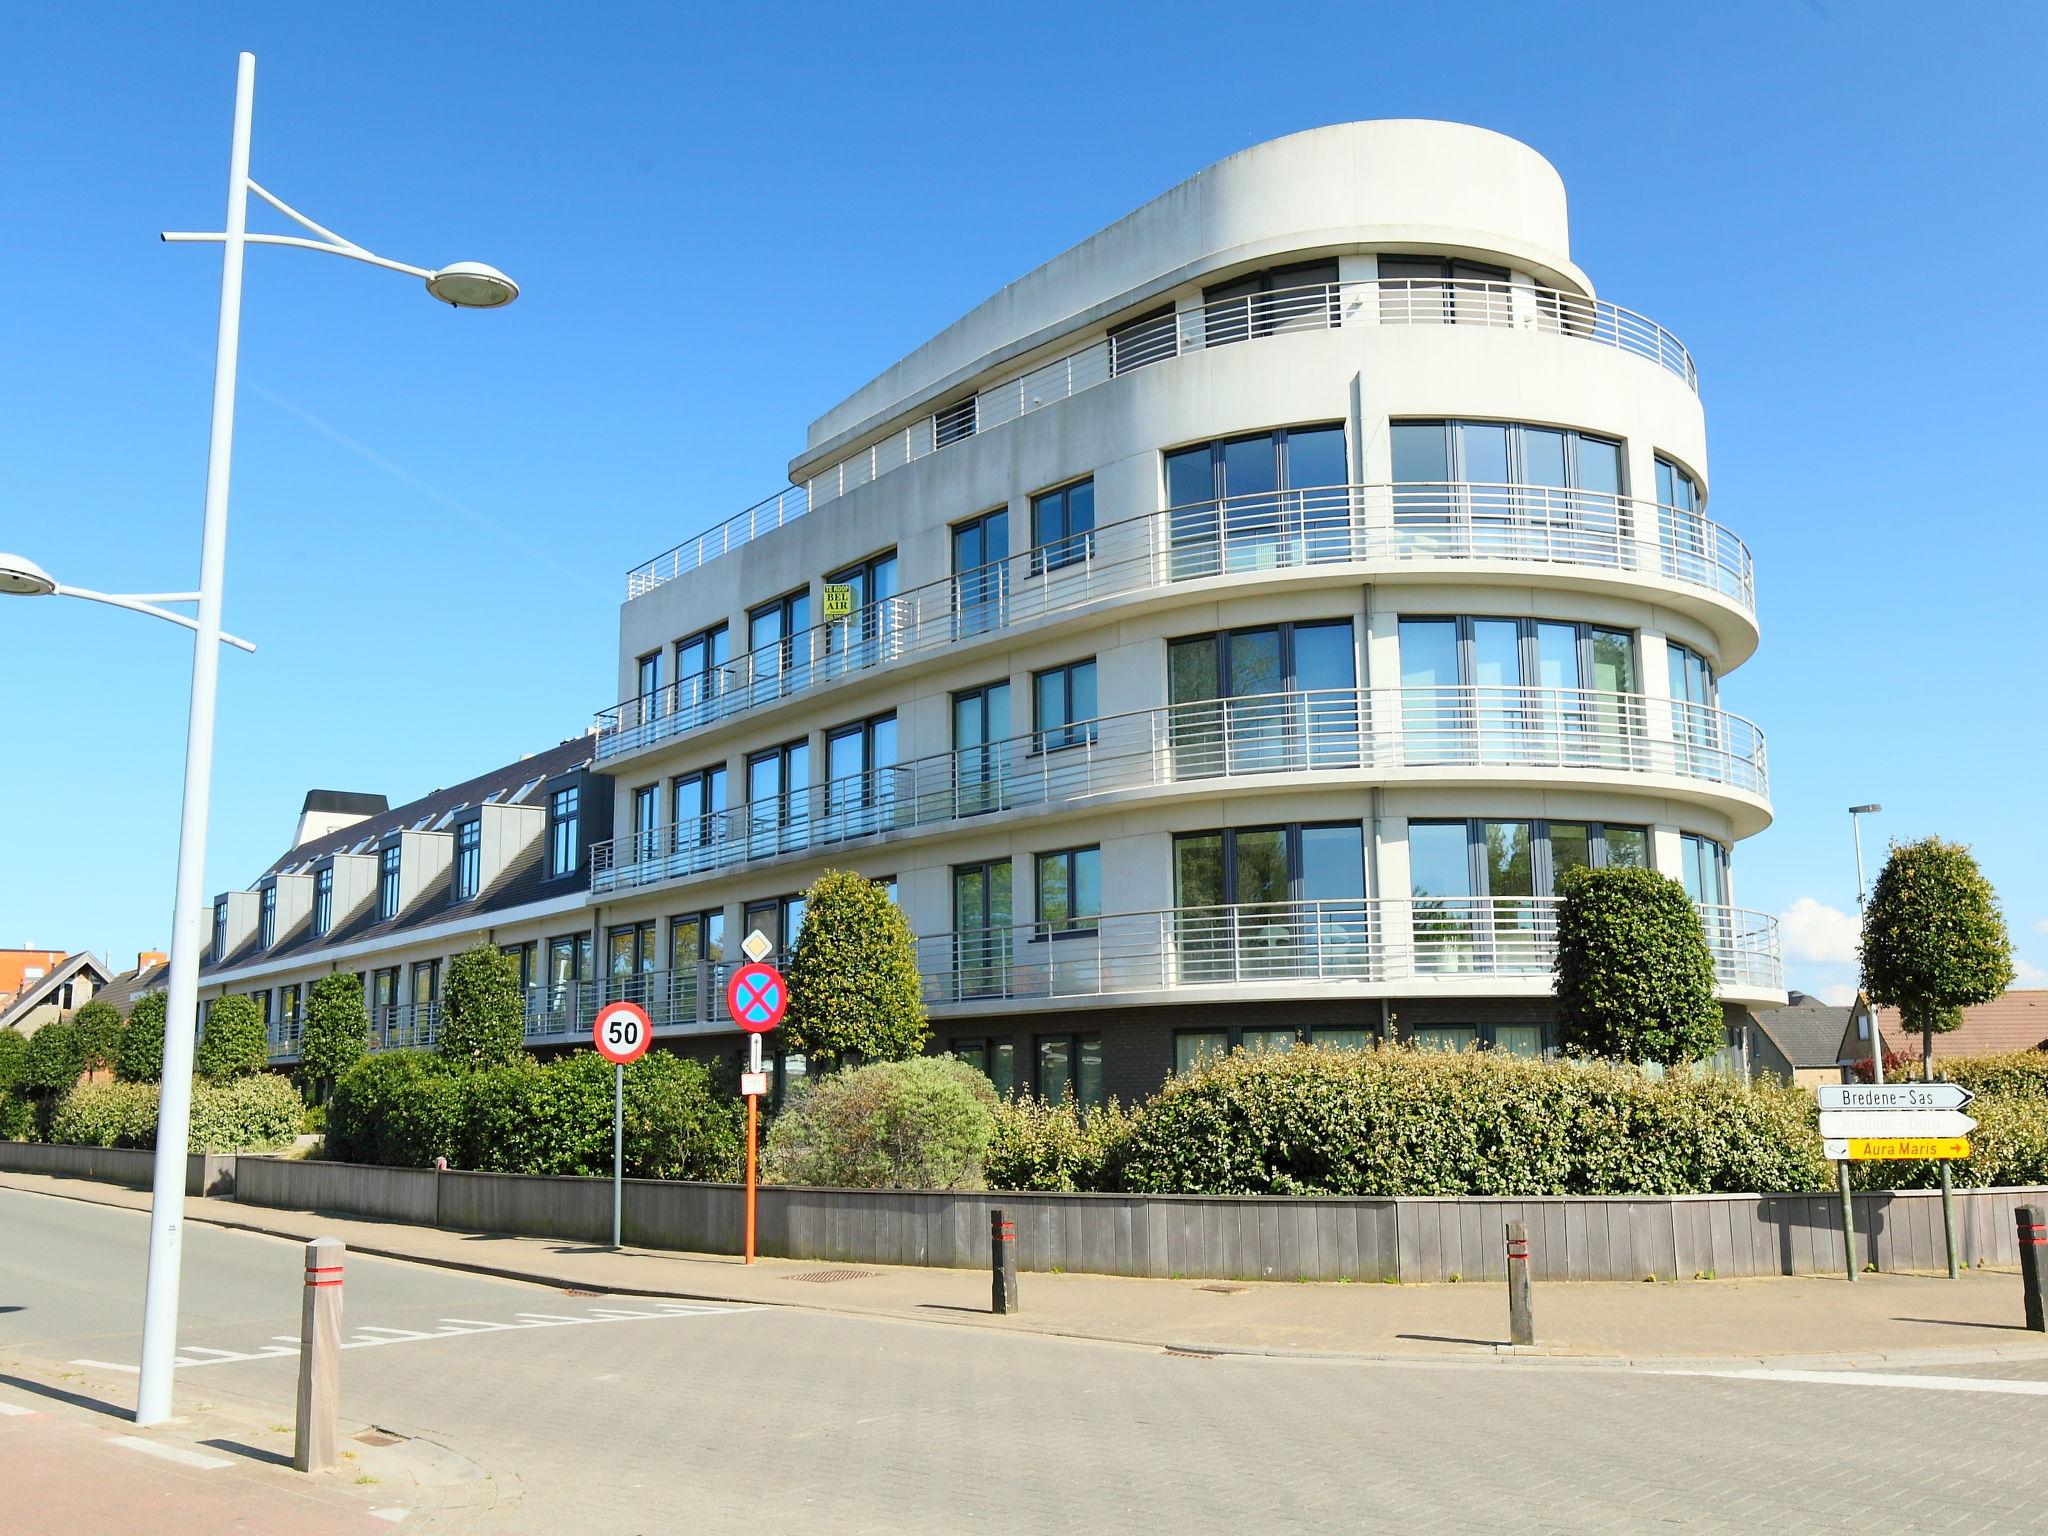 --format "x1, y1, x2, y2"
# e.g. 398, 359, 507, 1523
591, 121, 1781, 1102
